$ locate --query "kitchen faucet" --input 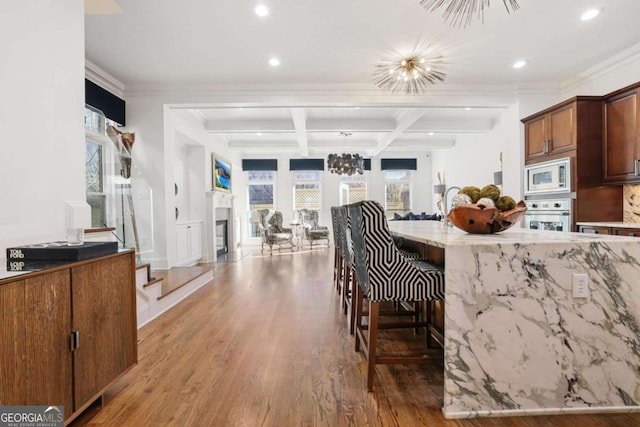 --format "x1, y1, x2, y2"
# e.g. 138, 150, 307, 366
443, 186, 461, 227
